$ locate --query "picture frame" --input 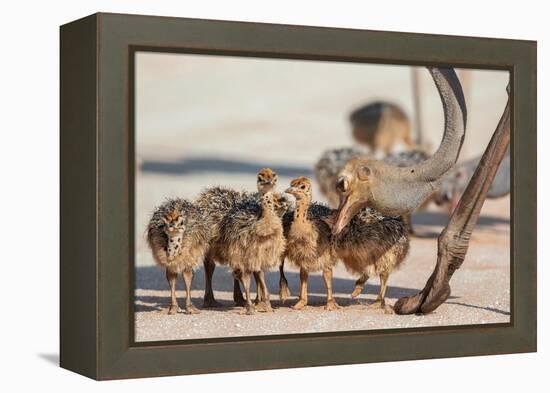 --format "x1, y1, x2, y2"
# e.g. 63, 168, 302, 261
60, 12, 536, 380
